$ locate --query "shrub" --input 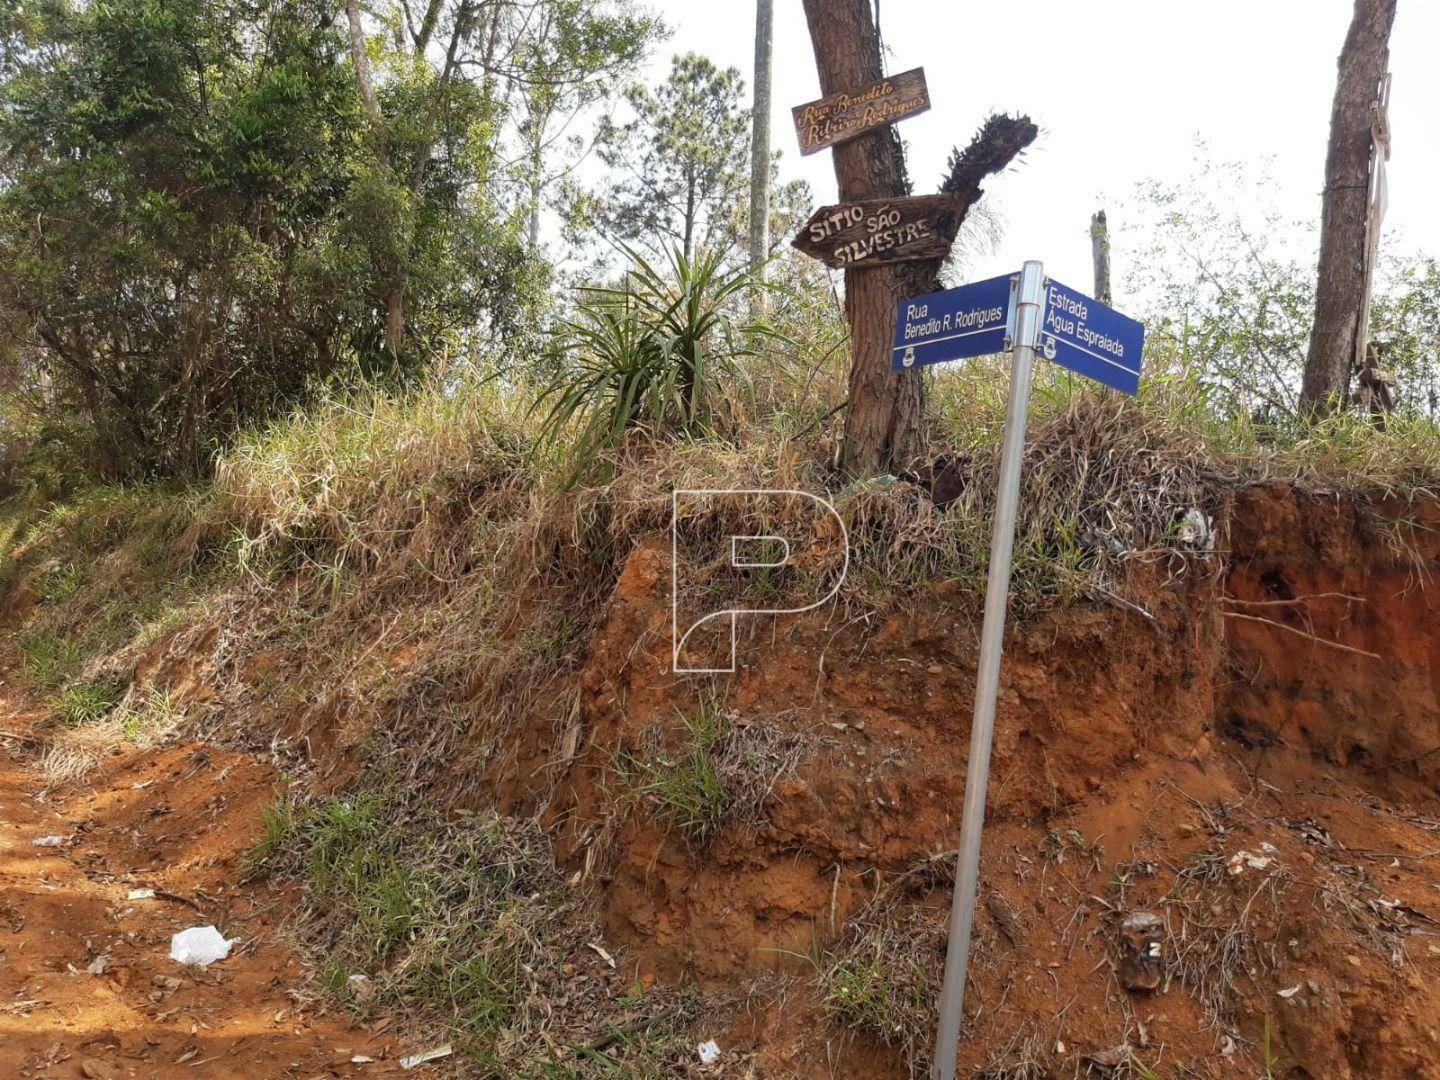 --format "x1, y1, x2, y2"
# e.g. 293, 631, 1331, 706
533, 244, 768, 484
